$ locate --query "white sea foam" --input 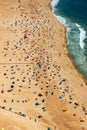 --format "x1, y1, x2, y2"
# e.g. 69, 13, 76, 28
51, 0, 59, 8
75, 23, 87, 49
51, 0, 66, 25
51, 0, 87, 49
56, 15, 66, 25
